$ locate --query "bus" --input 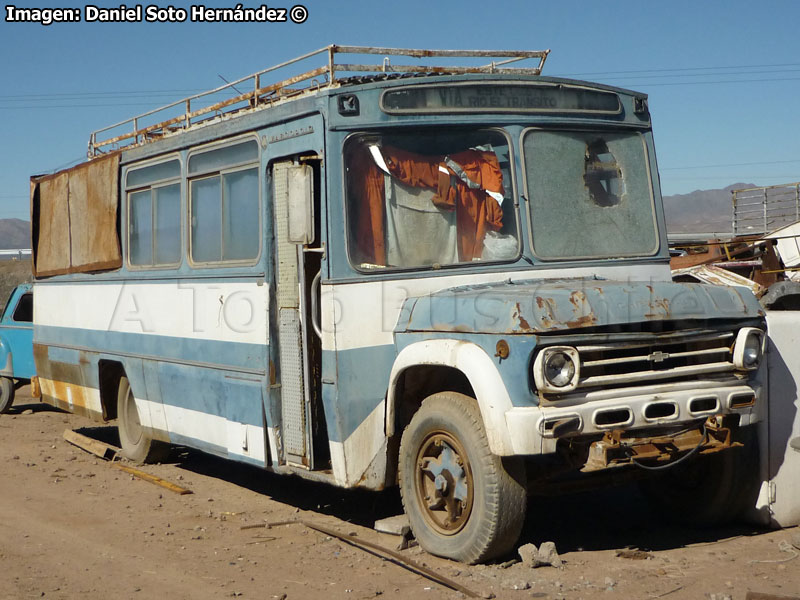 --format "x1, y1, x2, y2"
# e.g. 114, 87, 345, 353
30, 45, 766, 563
